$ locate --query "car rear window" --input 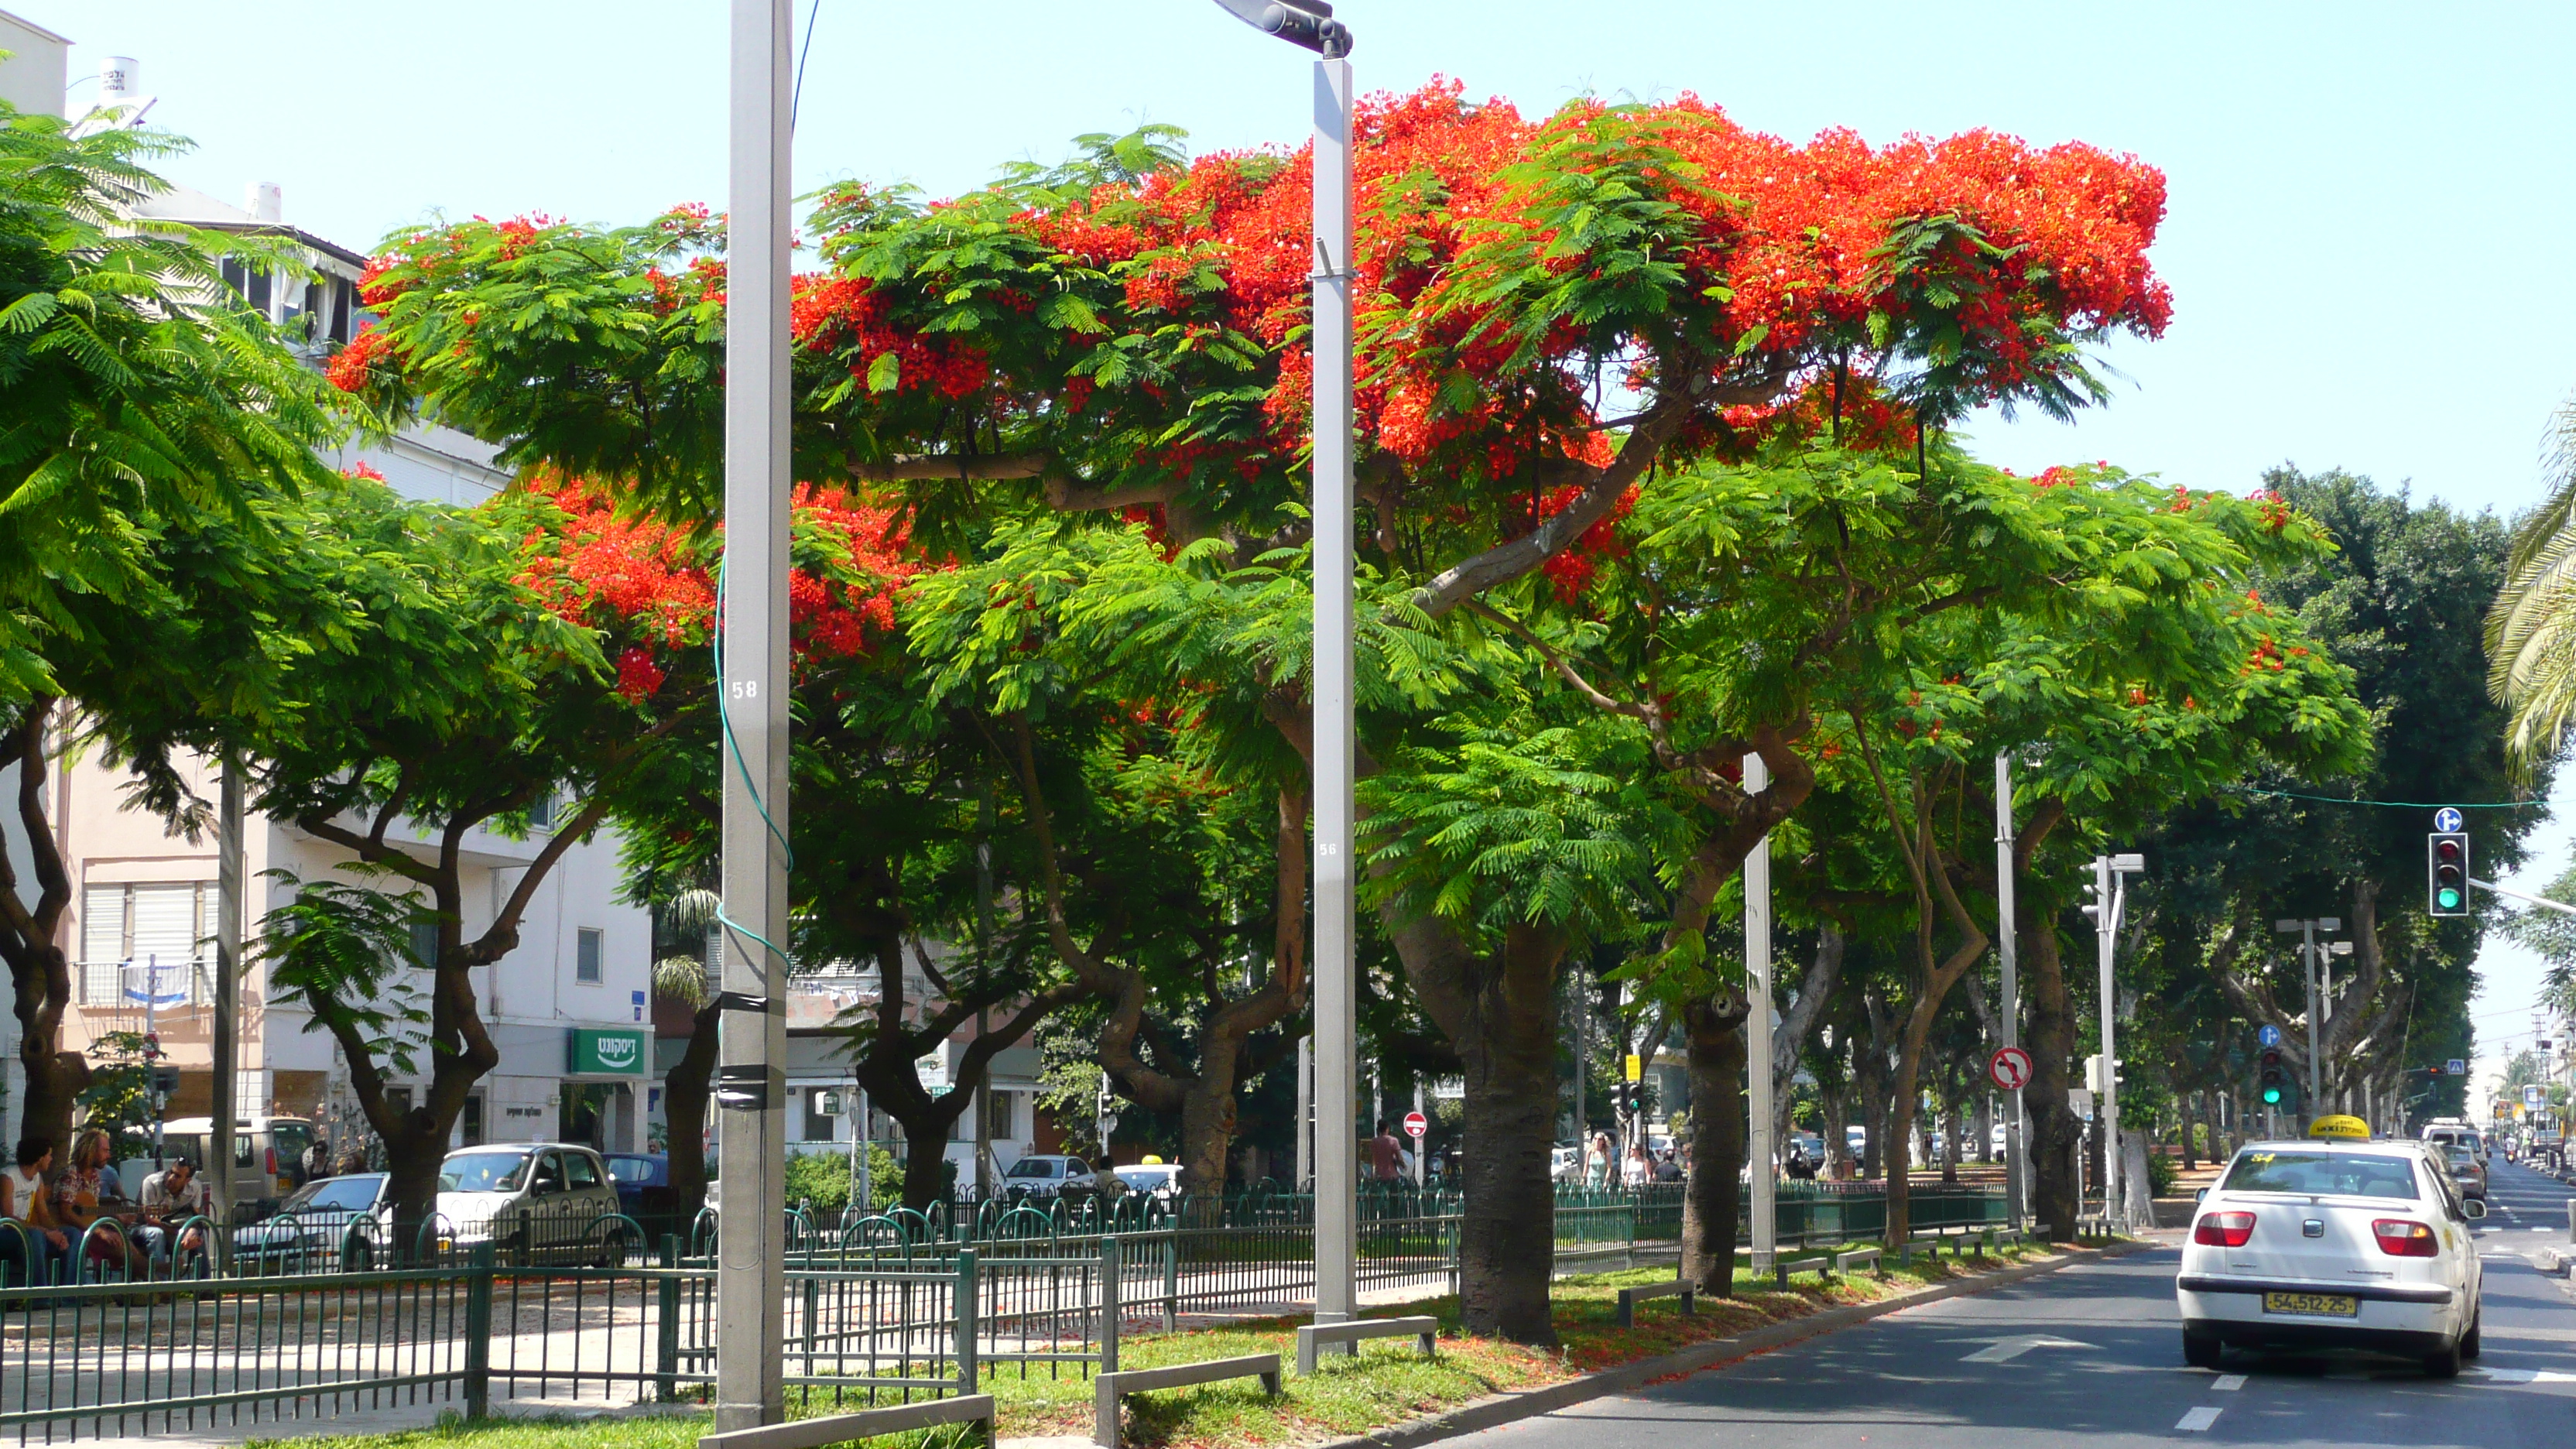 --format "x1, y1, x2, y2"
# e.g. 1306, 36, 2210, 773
2223, 1150, 2418, 1200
